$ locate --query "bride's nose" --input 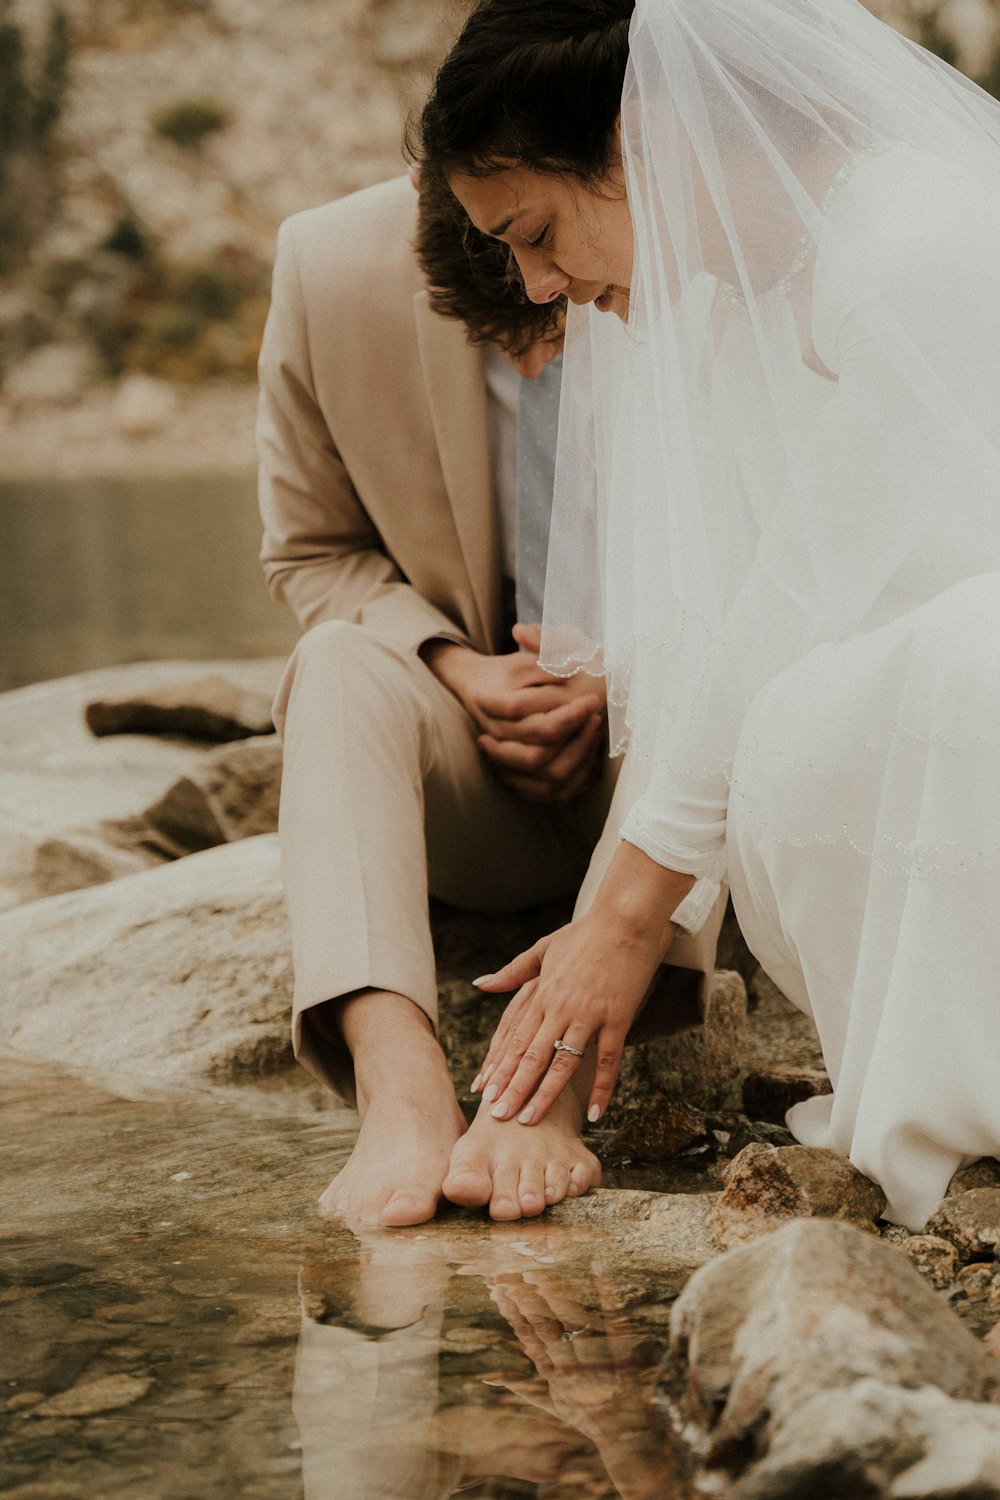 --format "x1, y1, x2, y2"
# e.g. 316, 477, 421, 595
516, 251, 570, 305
